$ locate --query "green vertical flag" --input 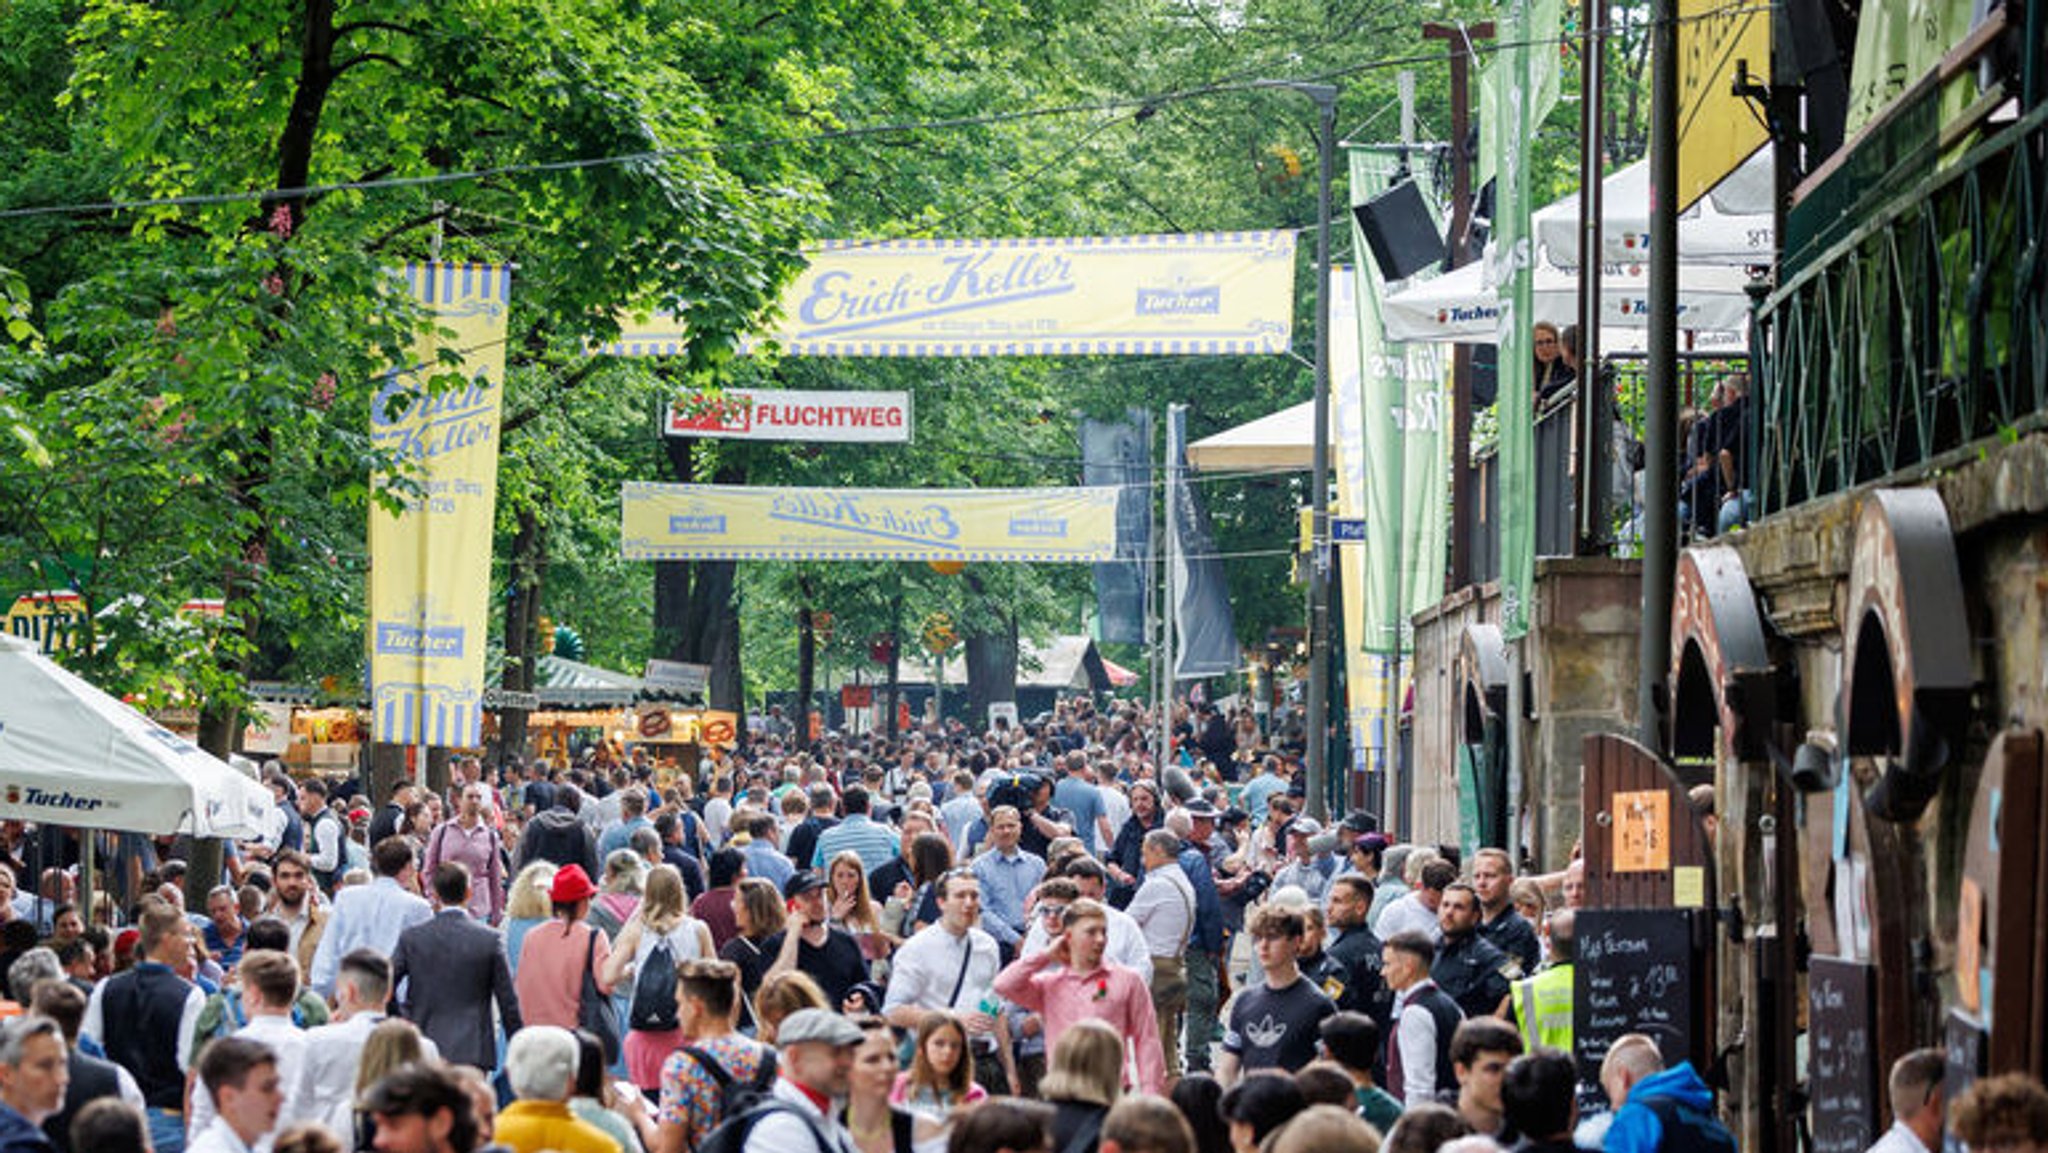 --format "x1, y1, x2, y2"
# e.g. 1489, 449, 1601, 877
1346, 151, 1450, 656
1496, 0, 1538, 639
1479, 0, 1563, 193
